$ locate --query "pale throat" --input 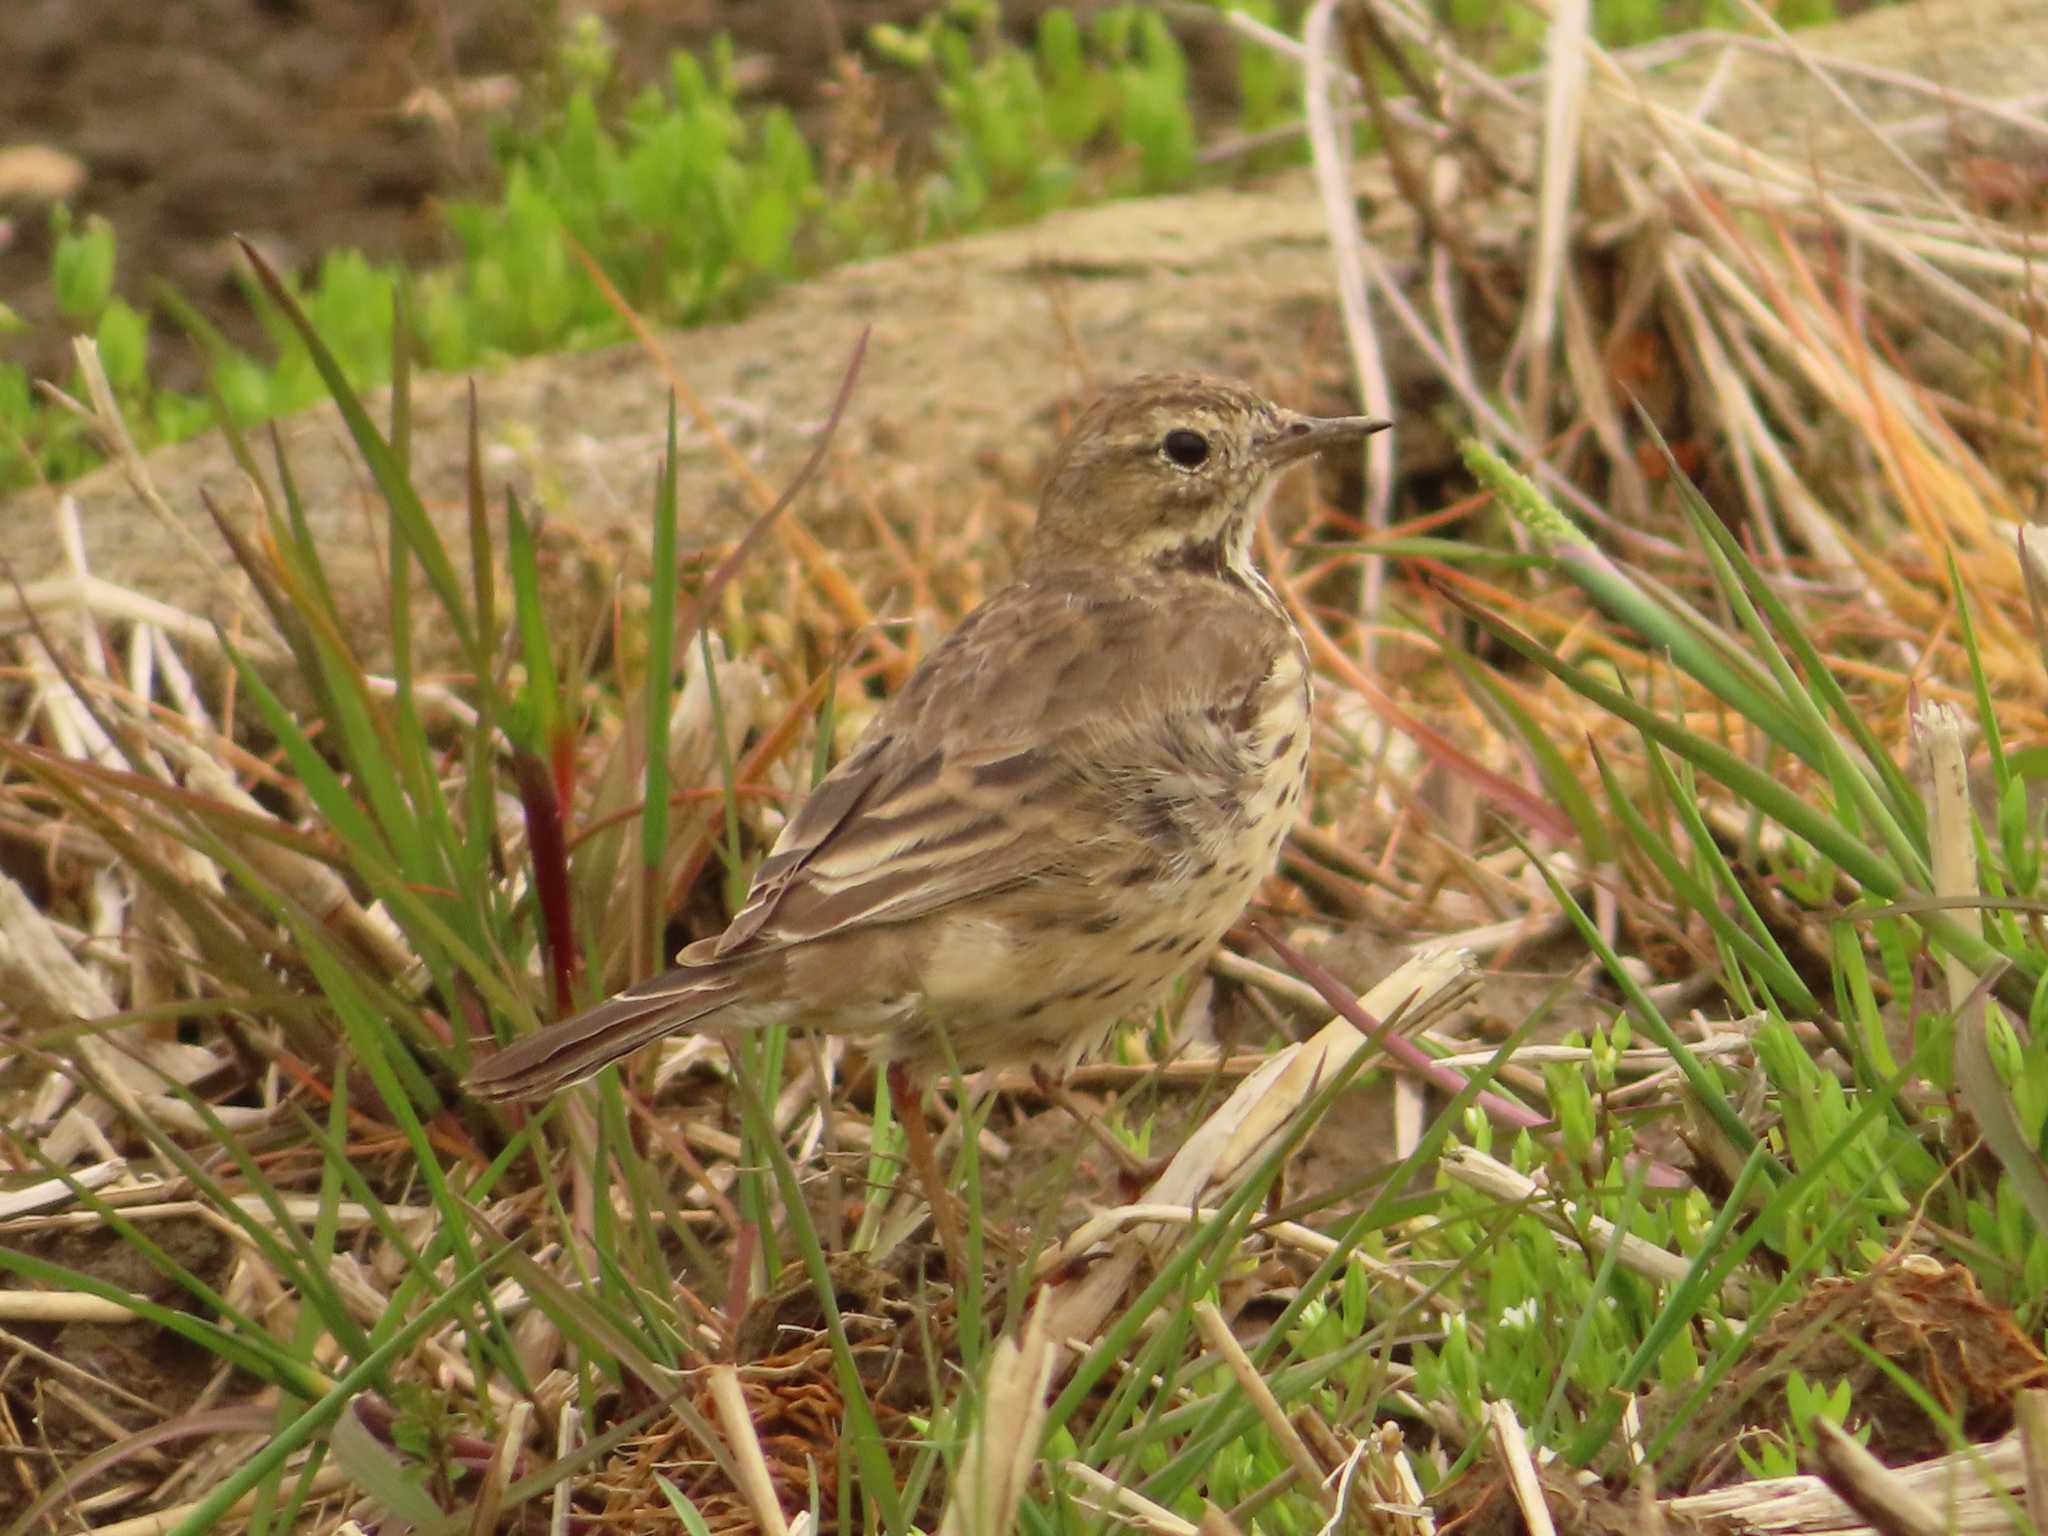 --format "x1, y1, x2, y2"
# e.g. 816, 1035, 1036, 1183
1220, 478, 1279, 572
1125, 479, 1273, 574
